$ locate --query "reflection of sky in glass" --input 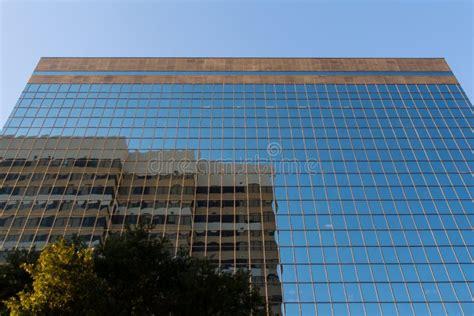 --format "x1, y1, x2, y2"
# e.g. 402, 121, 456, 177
2, 82, 473, 315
